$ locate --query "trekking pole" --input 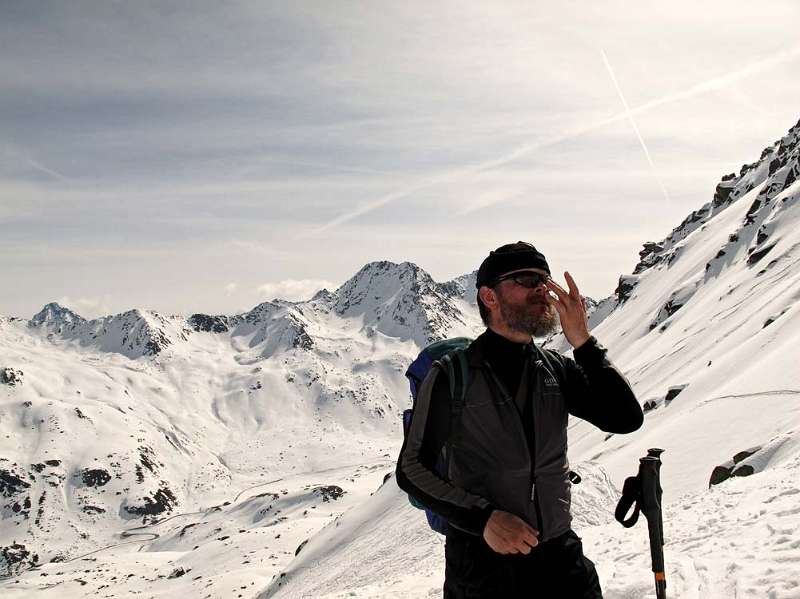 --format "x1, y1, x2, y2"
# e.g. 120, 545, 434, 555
615, 450, 667, 599
639, 453, 666, 599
